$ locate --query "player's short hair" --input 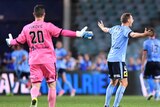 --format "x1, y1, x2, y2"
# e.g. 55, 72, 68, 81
120, 13, 132, 23
33, 4, 45, 17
